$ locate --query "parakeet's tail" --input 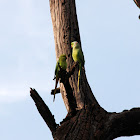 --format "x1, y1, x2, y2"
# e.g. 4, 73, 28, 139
77, 65, 82, 93
53, 89, 56, 102
53, 79, 58, 102
77, 69, 80, 92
